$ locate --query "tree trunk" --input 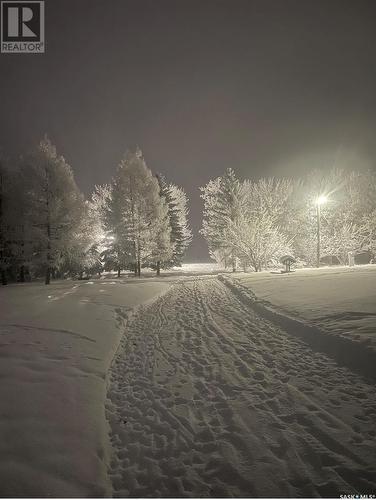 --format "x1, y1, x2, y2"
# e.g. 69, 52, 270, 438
45, 267, 51, 285
79, 270, 83, 280
45, 168, 51, 285
20, 265, 25, 282
231, 251, 236, 272
137, 260, 141, 277
0, 172, 5, 286
1, 269, 7, 286
117, 266, 121, 278
156, 261, 161, 276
